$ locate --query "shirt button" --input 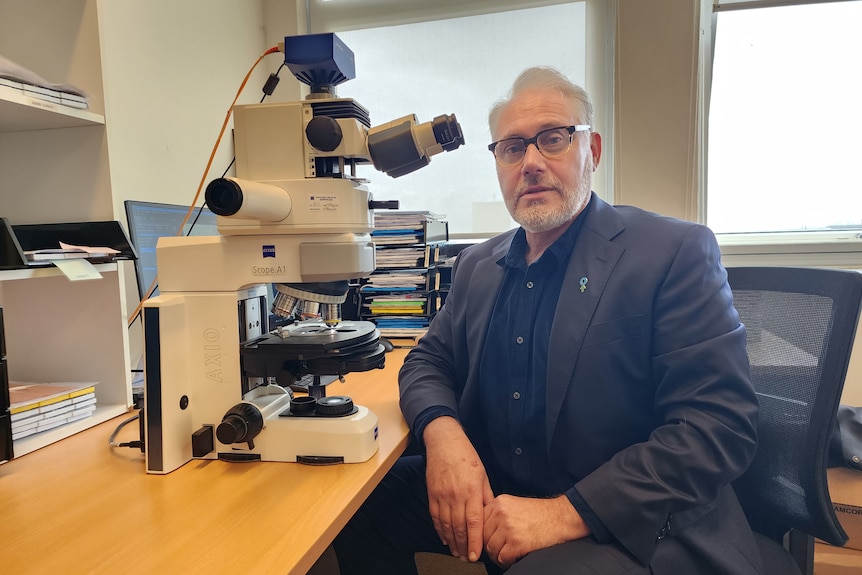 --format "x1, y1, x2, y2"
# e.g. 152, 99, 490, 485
526, 281, 534, 289
513, 391, 521, 400
514, 447, 523, 456
516, 336, 524, 344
